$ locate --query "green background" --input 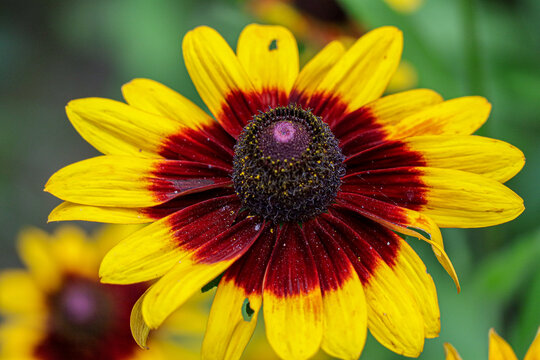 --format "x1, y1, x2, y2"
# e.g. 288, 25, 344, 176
0, 0, 538, 358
